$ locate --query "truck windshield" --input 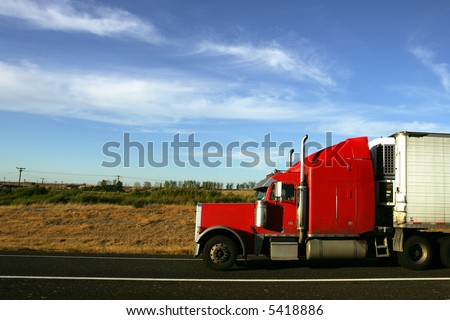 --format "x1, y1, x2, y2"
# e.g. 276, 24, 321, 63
255, 188, 267, 200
